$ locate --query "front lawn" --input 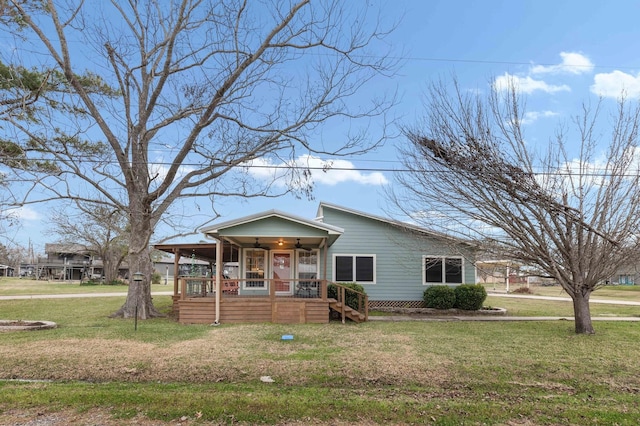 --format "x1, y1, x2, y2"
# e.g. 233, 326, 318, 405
0, 295, 639, 424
